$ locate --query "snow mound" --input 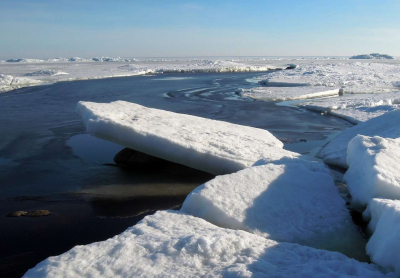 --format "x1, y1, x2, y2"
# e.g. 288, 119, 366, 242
24, 70, 68, 76
24, 211, 394, 278
350, 53, 394, 60
77, 101, 294, 175
345, 135, 400, 206
363, 199, 400, 275
240, 86, 339, 101
181, 162, 367, 259
299, 91, 400, 123
317, 109, 400, 168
